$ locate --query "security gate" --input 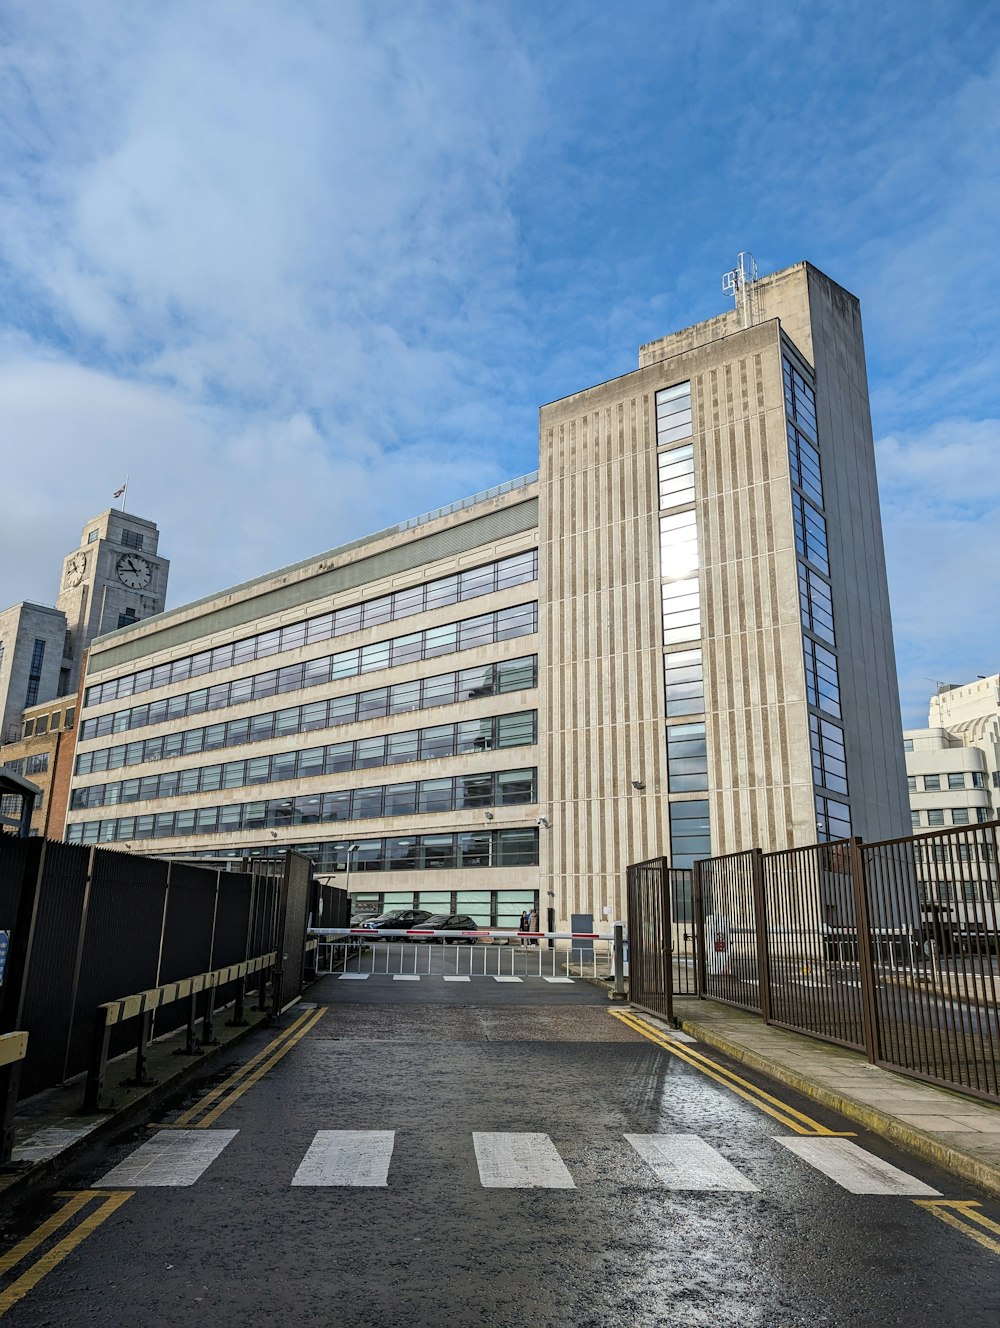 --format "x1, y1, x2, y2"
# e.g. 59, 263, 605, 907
625, 857, 673, 1019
